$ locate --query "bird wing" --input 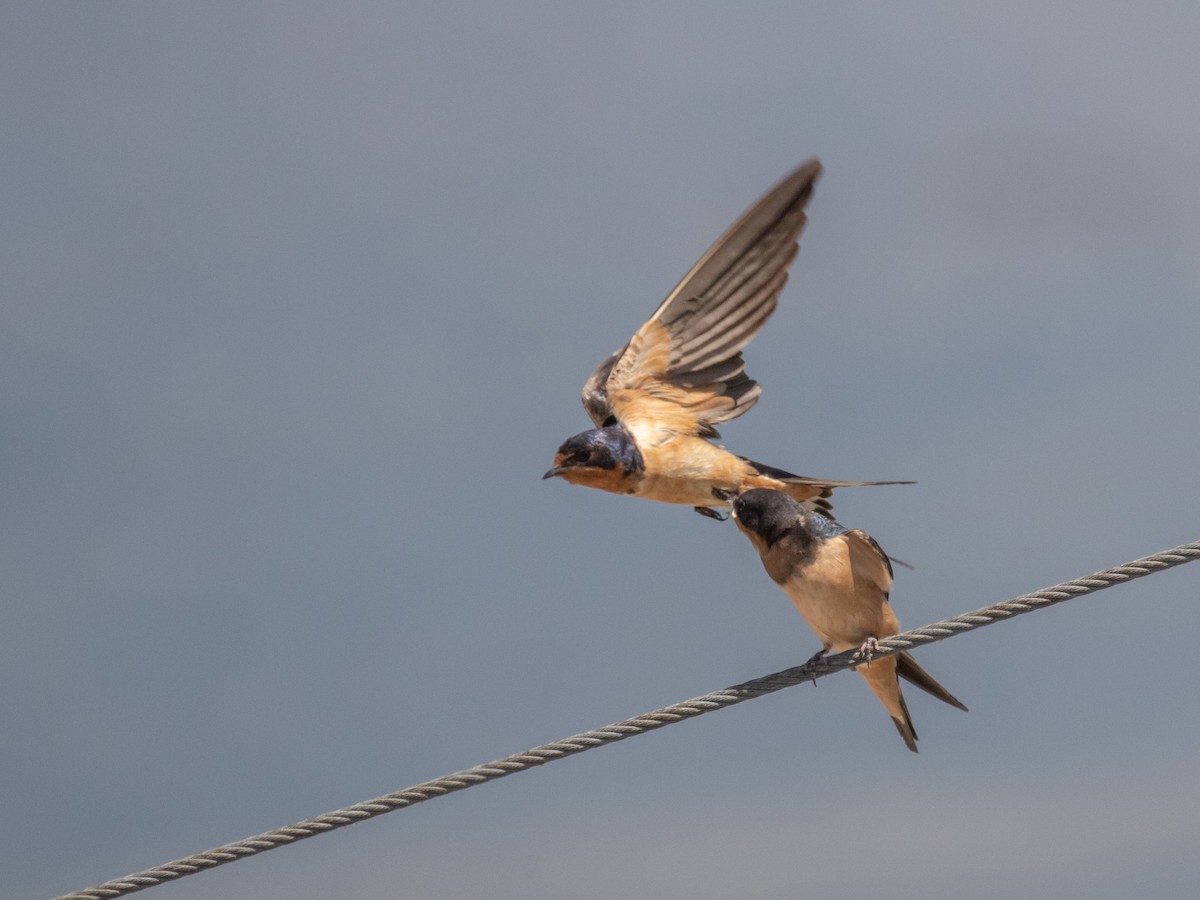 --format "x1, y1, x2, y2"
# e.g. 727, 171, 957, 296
580, 159, 822, 438
844, 528, 895, 596
581, 349, 621, 426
